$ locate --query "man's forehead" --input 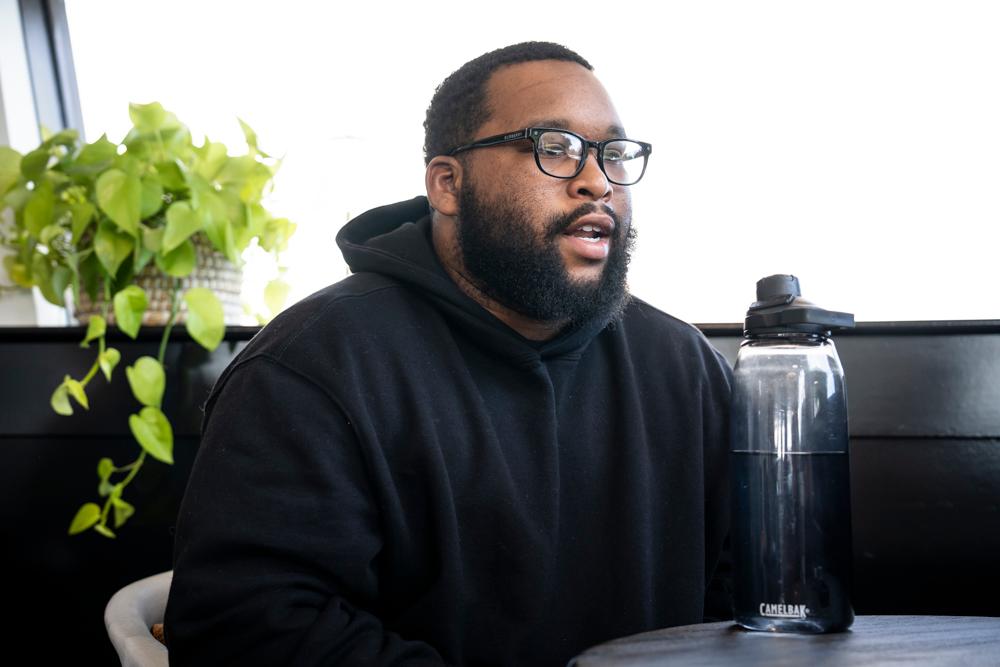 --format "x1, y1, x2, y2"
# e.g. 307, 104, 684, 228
482, 60, 624, 137
526, 117, 627, 139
